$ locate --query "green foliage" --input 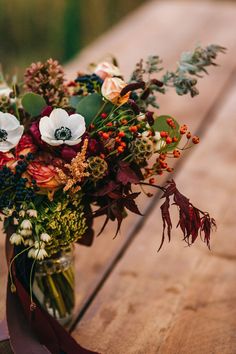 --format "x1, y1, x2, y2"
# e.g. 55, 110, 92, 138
21, 92, 47, 117
37, 193, 87, 256
153, 115, 181, 152
76, 93, 107, 126
130, 44, 225, 110
162, 44, 226, 97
